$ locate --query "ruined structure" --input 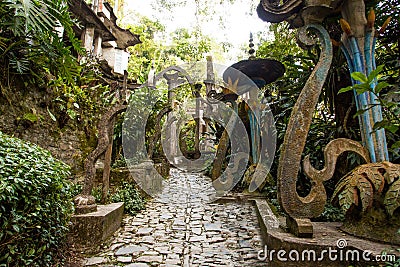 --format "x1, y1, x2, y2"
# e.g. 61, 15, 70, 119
68, 0, 140, 76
